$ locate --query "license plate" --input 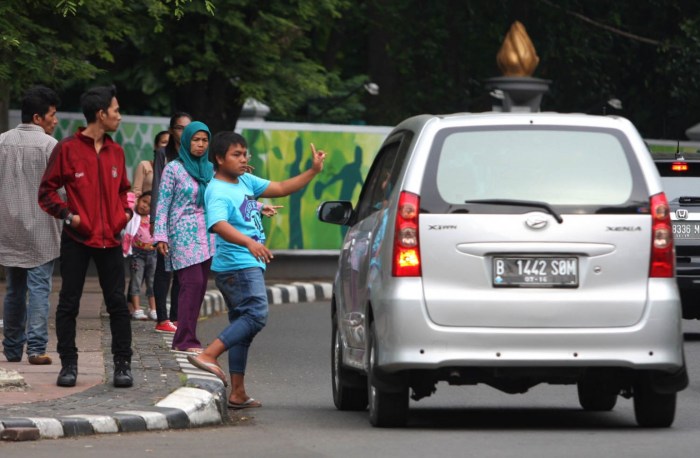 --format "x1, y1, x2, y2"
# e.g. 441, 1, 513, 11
493, 257, 578, 287
672, 221, 700, 239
